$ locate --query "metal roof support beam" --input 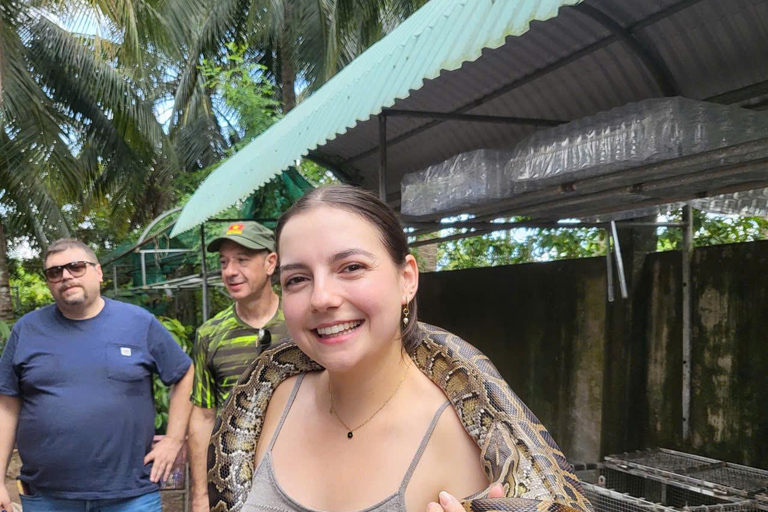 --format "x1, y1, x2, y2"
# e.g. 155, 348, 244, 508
347, 0, 704, 165
379, 114, 388, 202
572, 4, 680, 97
405, 219, 685, 238
382, 109, 565, 127
705, 79, 768, 105
306, 151, 361, 184
408, 220, 686, 248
